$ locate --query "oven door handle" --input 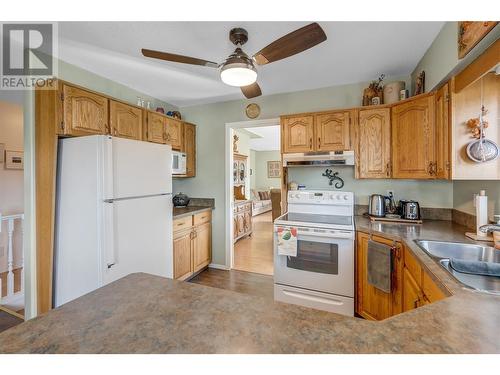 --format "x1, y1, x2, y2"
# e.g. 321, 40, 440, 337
276, 227, 353, 239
